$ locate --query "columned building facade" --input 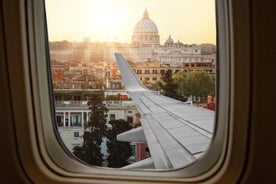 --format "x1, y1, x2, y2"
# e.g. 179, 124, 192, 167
54, 89, 139, 154
55, 102, 90, 127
